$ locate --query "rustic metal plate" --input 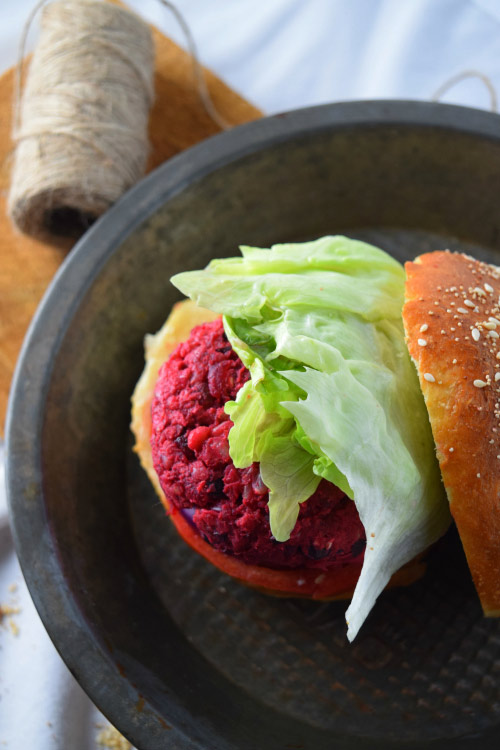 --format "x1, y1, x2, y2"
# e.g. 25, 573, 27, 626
7, 101, 500, 749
